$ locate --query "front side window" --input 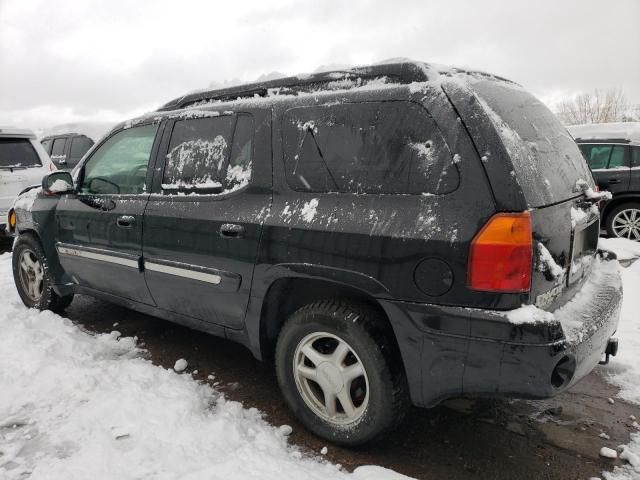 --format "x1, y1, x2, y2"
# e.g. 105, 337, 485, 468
80, 124, 158, 195
282, 101, 458, 195
162, 114, 253, 194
